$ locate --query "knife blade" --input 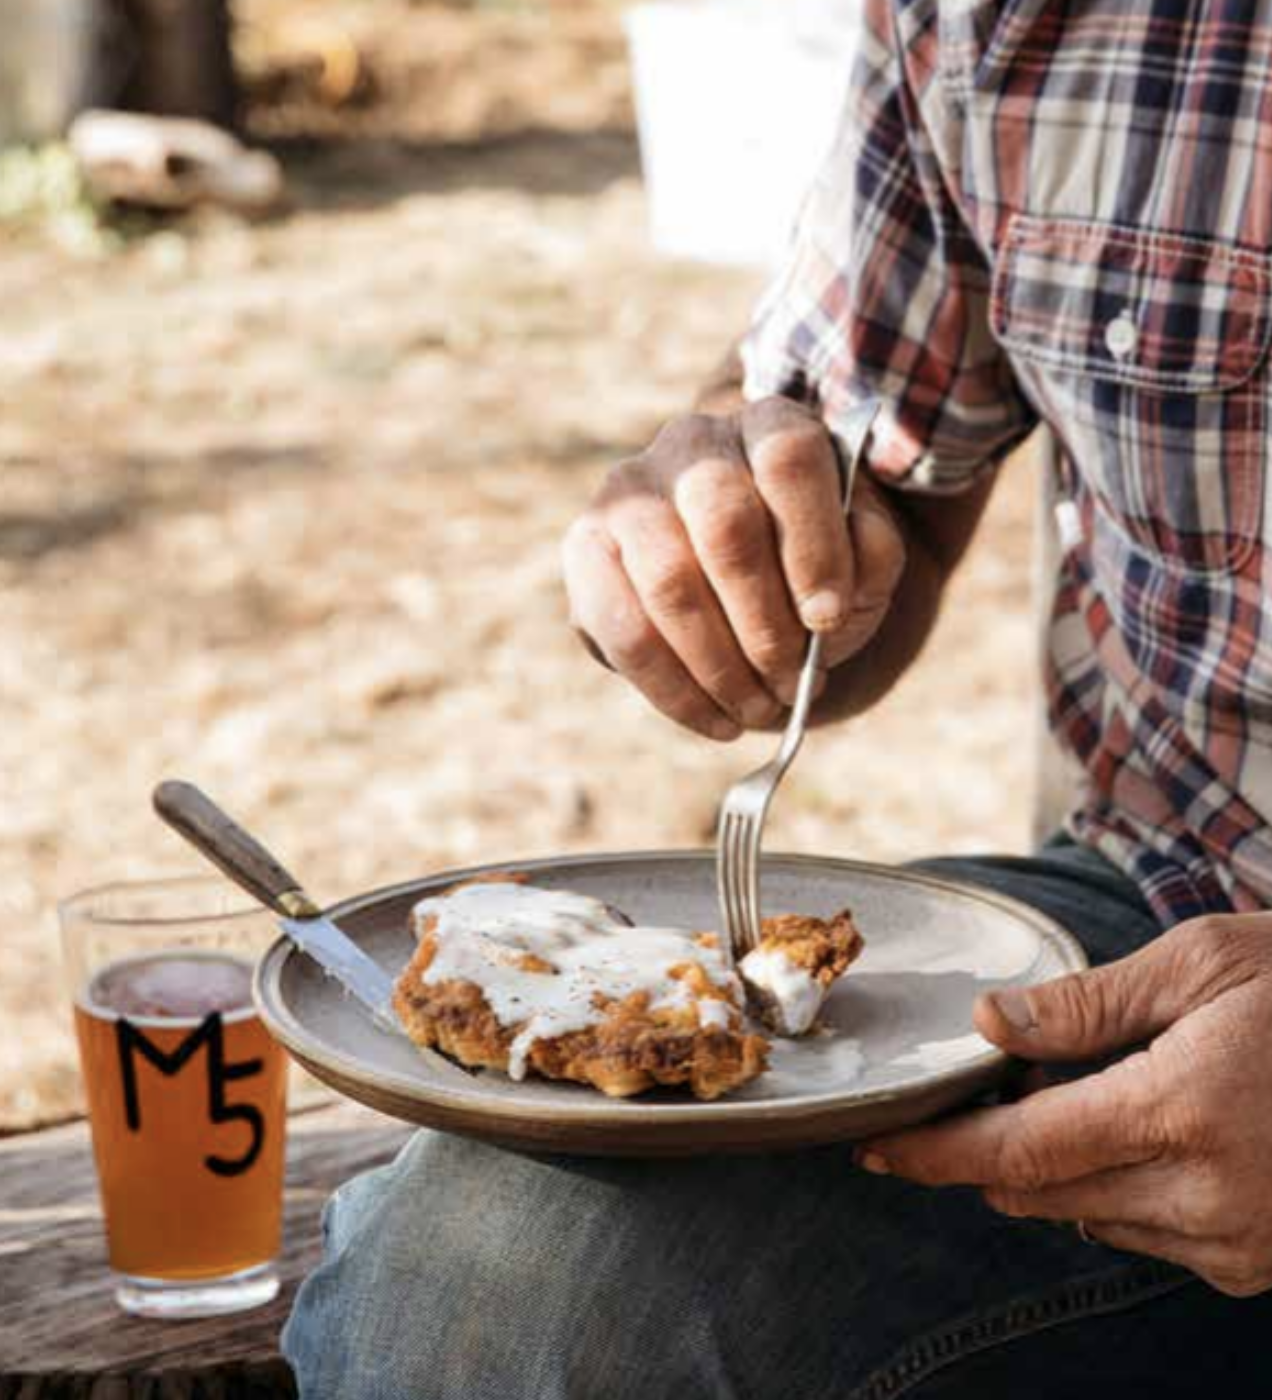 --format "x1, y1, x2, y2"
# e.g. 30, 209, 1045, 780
279, 911, 399, 1032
